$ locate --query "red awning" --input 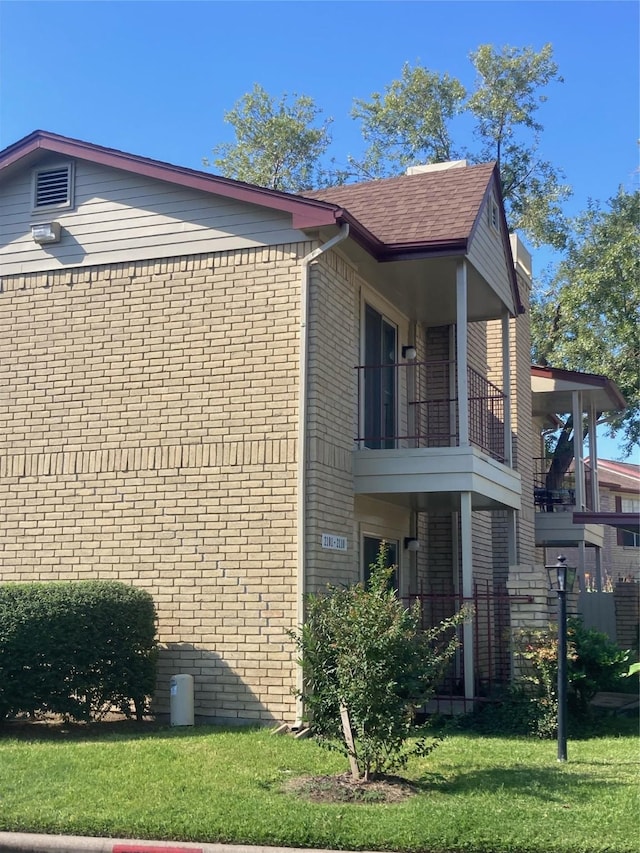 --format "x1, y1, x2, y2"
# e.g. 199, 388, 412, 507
573, 512, 640, 535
